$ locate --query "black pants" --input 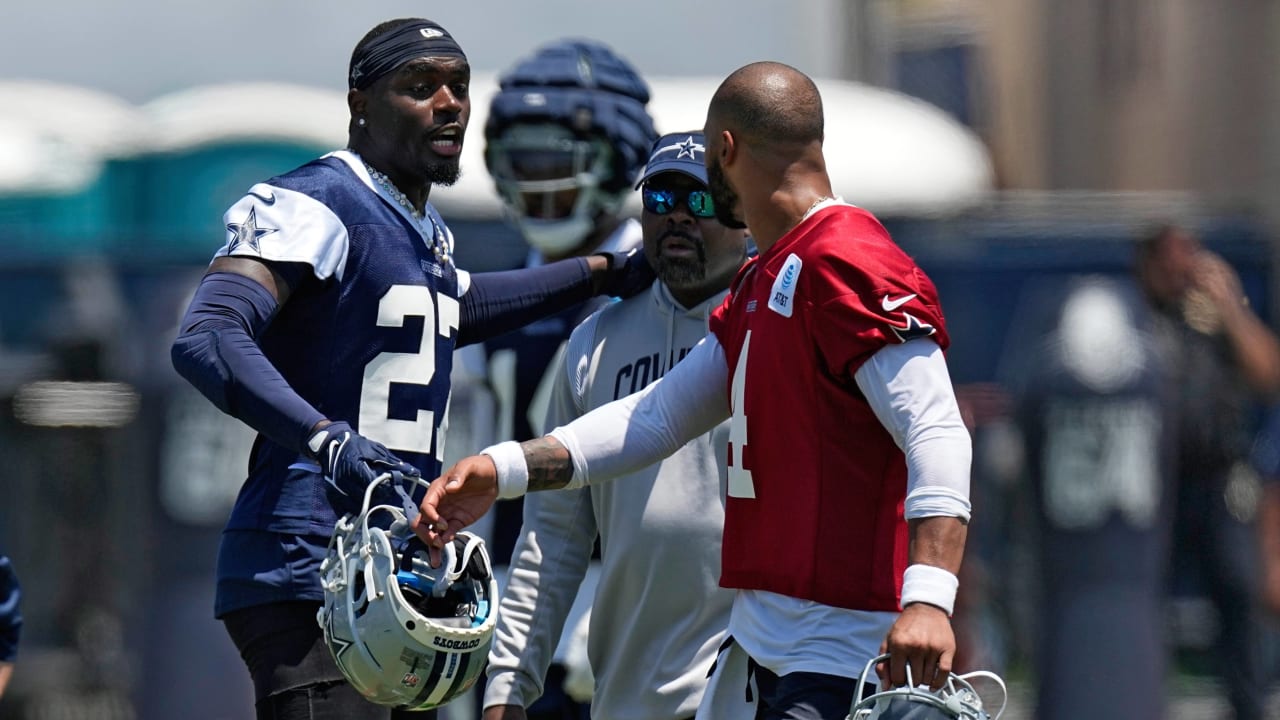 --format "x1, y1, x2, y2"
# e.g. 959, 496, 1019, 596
749, 657, 861, 720
223, 601, 438, 720
1173, 476, 1265, 720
